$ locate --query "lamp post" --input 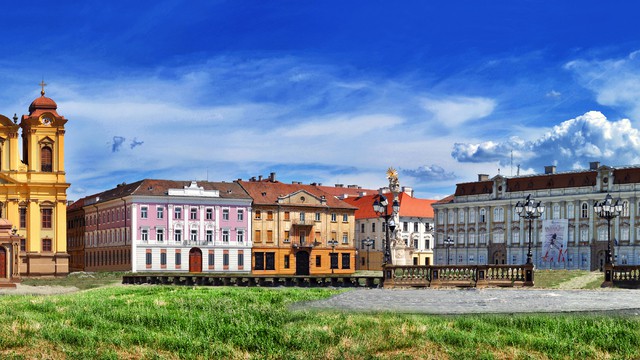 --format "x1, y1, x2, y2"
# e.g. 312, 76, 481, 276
363, 237, 374, 270
372, 194, 400, 265
515, 194, 545, 264
443, 236, 454, 265
328, 239, 338, 274
594, 194, 622, 266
